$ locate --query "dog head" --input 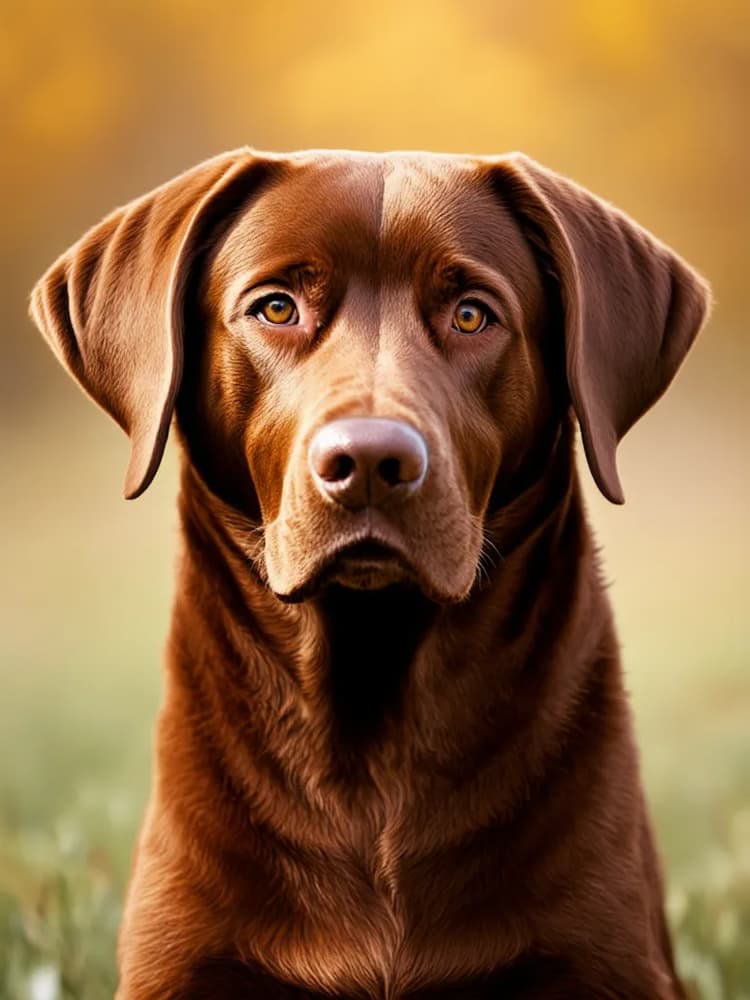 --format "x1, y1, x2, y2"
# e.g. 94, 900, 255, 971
30, 149, 710, 603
